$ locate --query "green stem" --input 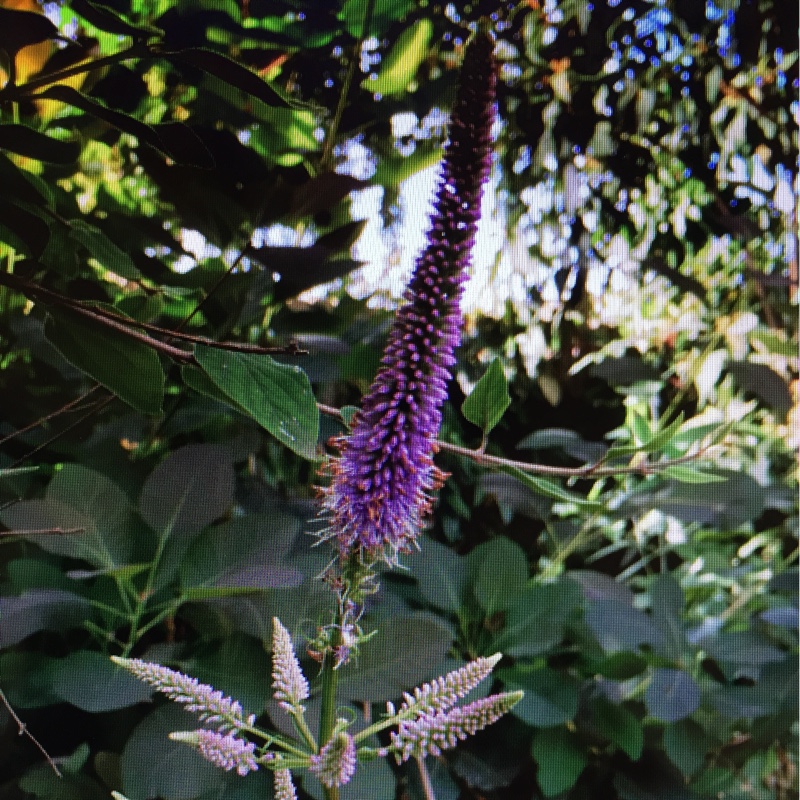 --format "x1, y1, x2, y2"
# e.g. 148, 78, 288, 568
319, 647, 340, 729
120, 517, 173, 657
291, 709, 319, 754
318, 643, 341, 800
318, 0, 376, 171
